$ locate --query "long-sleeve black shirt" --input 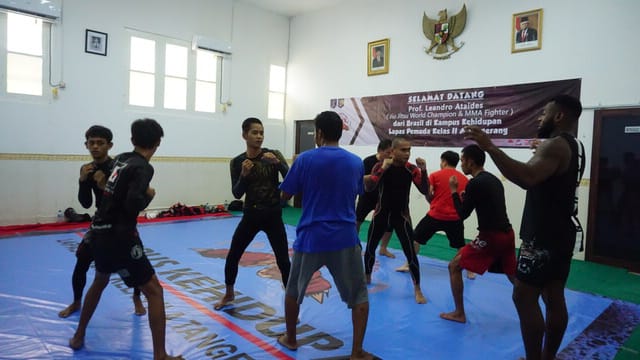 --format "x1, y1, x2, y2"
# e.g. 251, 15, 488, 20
91, 151, 153, 235
452, 171, 511, 232
369, 161, 429, 213
78, 157, 114, 209
359, 154, 380, 204
230, 148, 288, 210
